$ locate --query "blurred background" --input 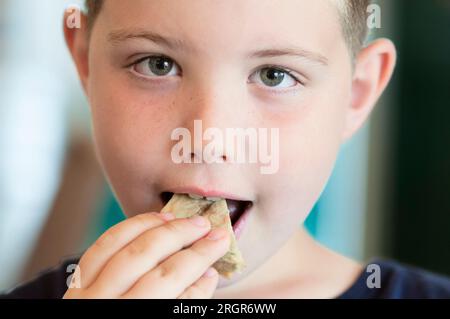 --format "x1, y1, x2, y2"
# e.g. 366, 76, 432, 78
0, 0, 449, 291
